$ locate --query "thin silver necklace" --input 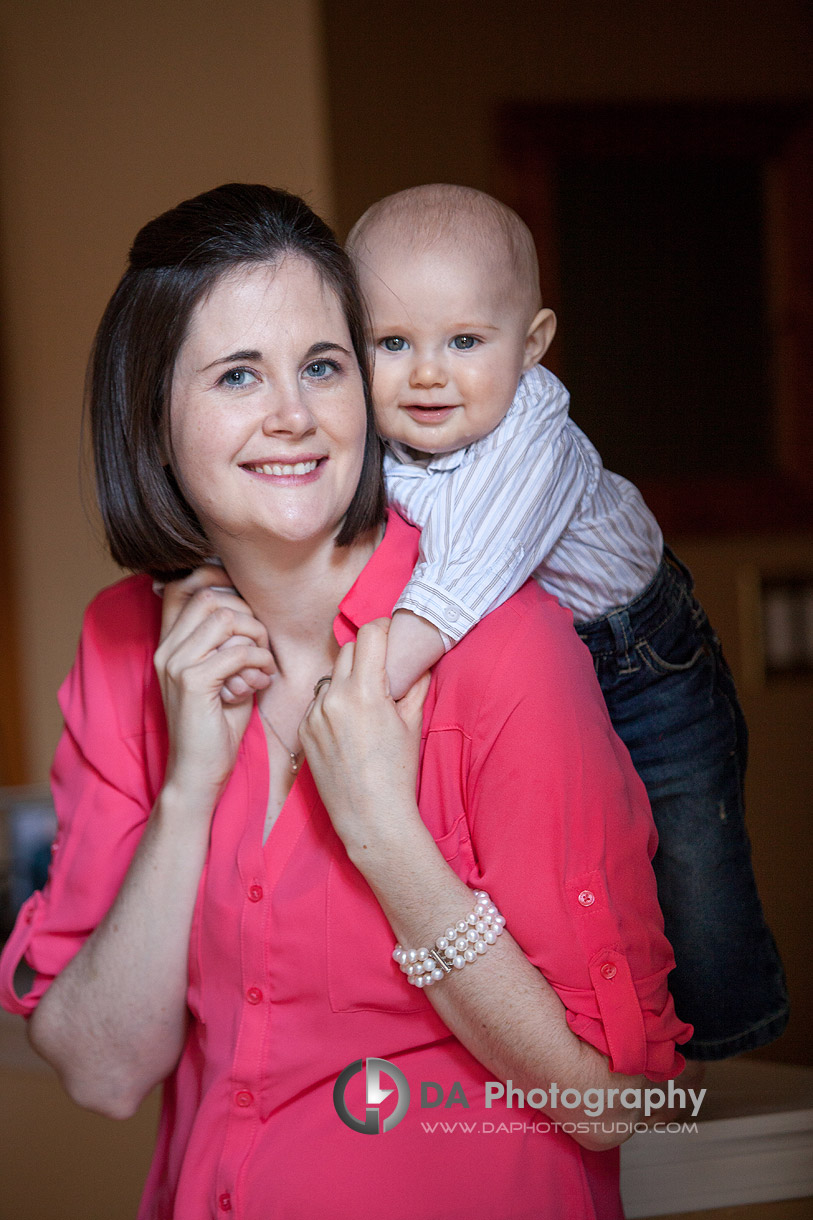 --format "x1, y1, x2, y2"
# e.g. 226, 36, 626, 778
257, 703, 303, 774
